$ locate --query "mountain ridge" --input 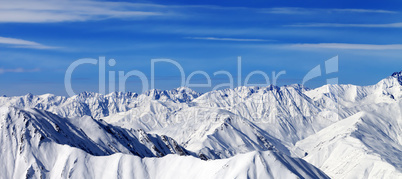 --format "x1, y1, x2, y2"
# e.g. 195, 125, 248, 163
0, 70, 401, 178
